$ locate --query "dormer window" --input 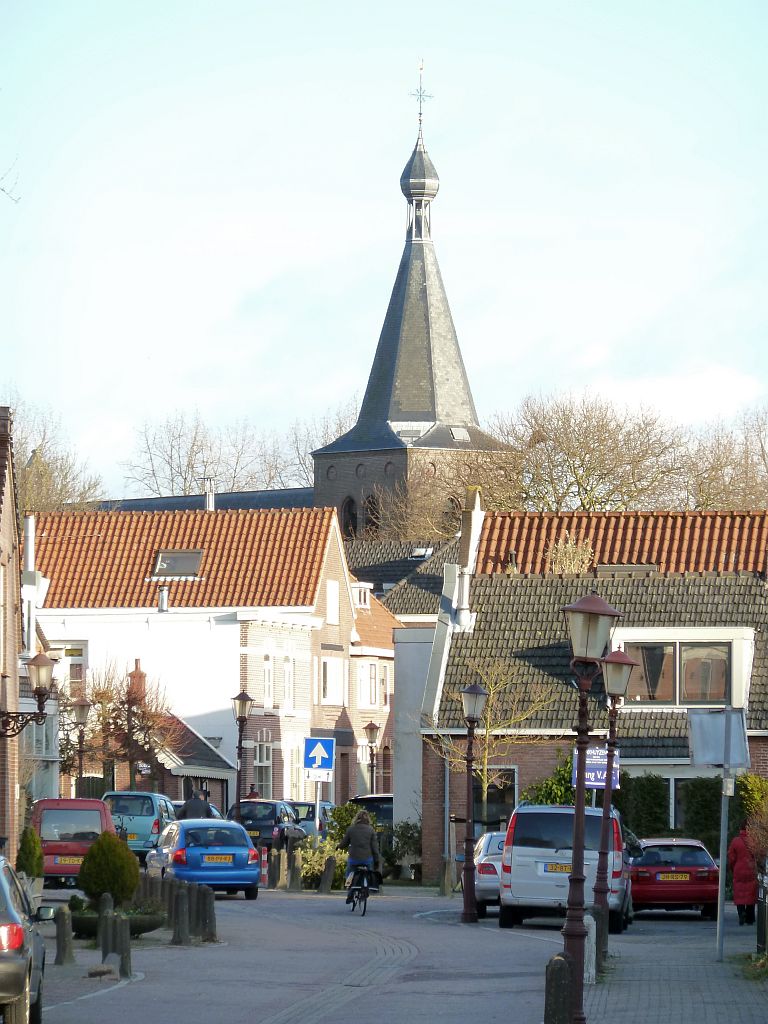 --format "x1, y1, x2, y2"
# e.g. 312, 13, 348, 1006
151, 550, 203, 580
352, 583, 372, 610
